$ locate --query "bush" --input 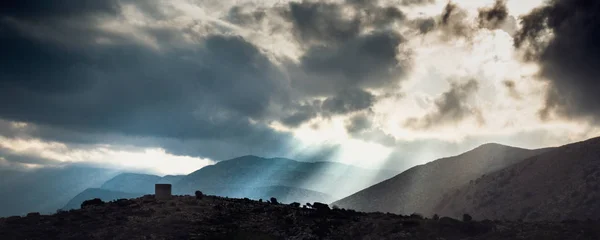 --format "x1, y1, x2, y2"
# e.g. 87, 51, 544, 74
81, 198, 105, 209
259, 199, 263, 203
270, 197, 279, 204
463, 213, 473, 222
410, 213, 424, 219
290, 202, 301, 208
195, 190, 204, 200
432, 214, 440, 220
312, 202, 330, 212
306, 203, 313, 208
26, 212, 41, 217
